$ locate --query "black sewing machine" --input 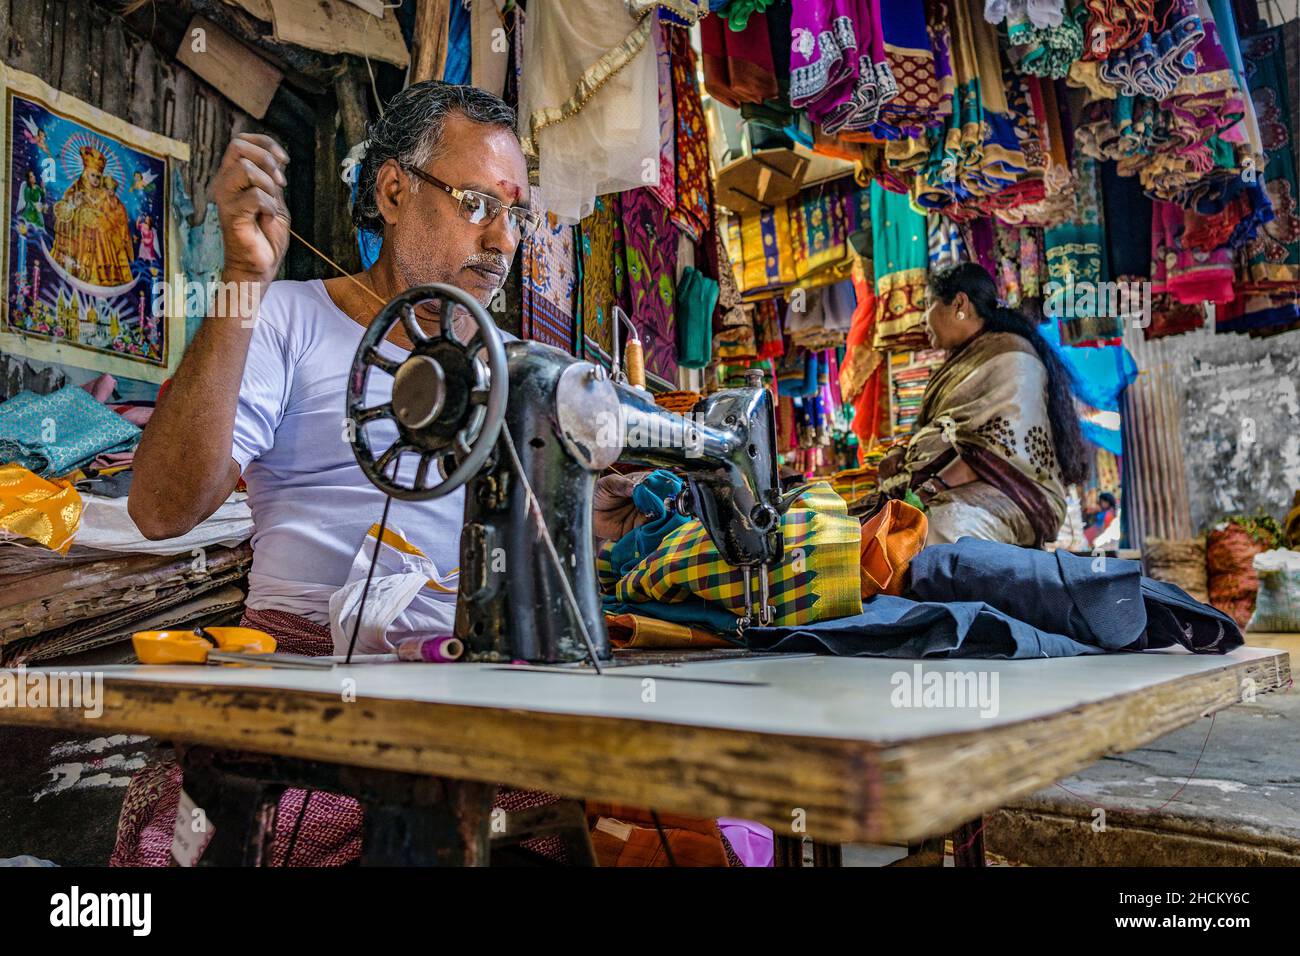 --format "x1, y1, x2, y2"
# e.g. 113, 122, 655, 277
346, 284, 792, 663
